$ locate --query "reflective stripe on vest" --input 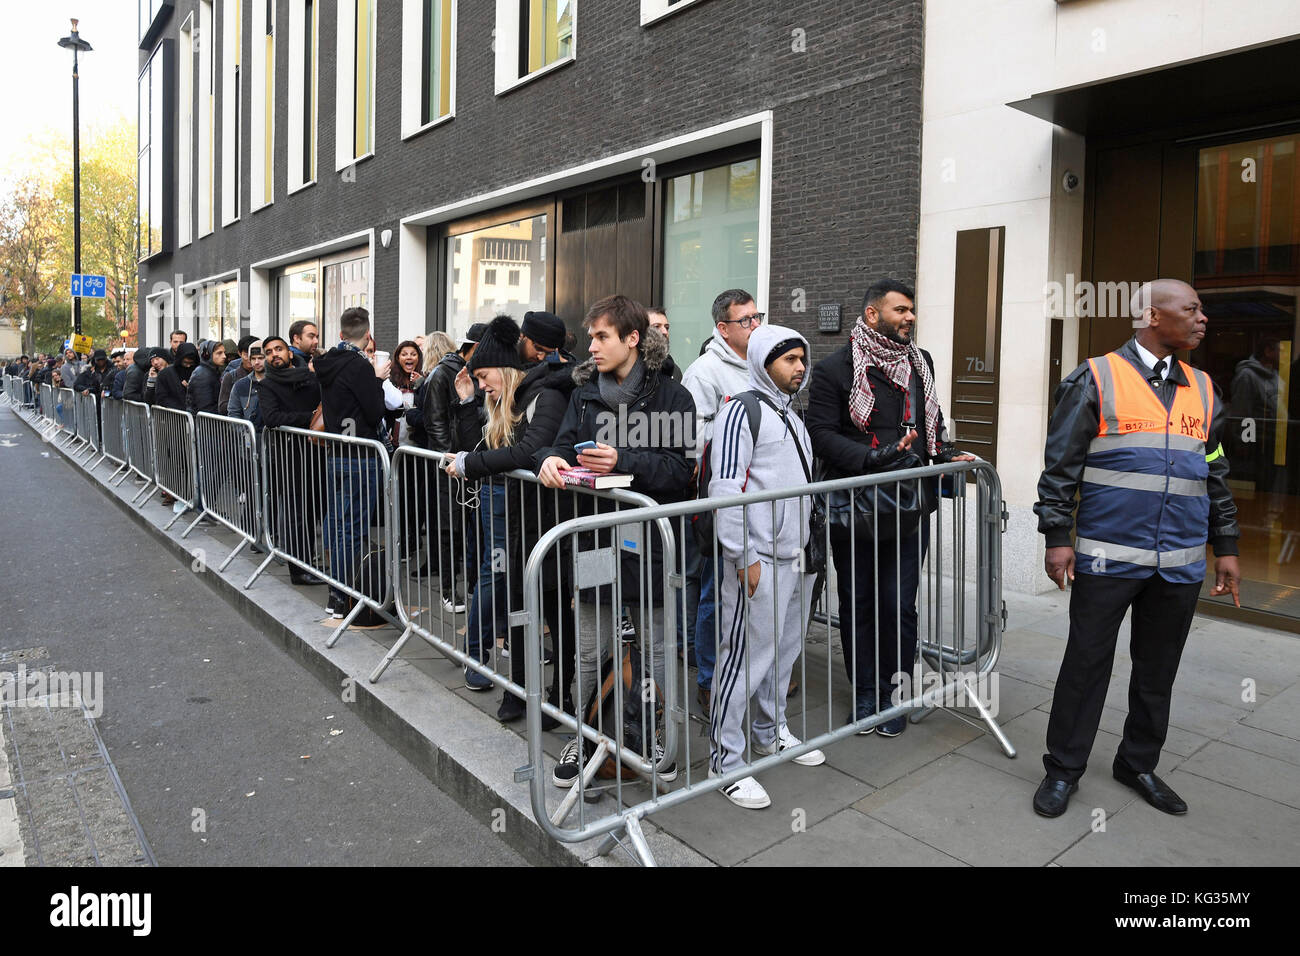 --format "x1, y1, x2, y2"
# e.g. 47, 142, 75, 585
1076, 352, 1214, 582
